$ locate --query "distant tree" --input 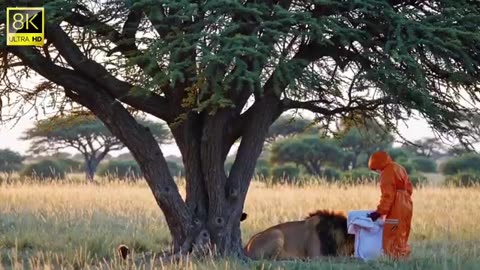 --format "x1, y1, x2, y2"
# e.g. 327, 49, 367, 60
271, 163, 301, 182
441, 153, 480, 175
20, 159, 66, 180
270, 135, 344, 175
410, 156, 437, 173
23, 114, 170, 181
97, 160, 142, 180
0, 149, 24, 173
51, 152, 72, 159
401, 137, 446, 159
266, 115, 322, 143
337, 117, 394, 168
388, 148, 411, 162
115, 152, 135, 161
